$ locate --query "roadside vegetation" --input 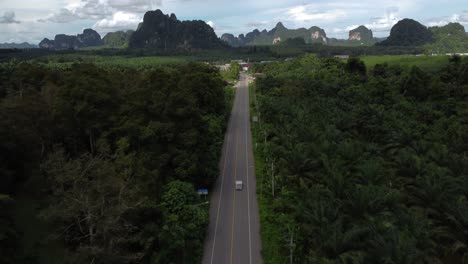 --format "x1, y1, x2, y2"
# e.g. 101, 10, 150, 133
0, 61, 231, 264
220, 61, 241, 82
251, 54, 468, 263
